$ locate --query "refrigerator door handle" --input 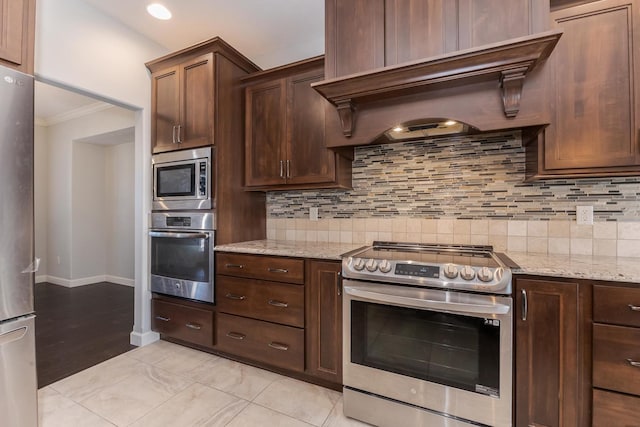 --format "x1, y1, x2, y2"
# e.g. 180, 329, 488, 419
21, 258, 40, 274
0, 326, 28, 346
